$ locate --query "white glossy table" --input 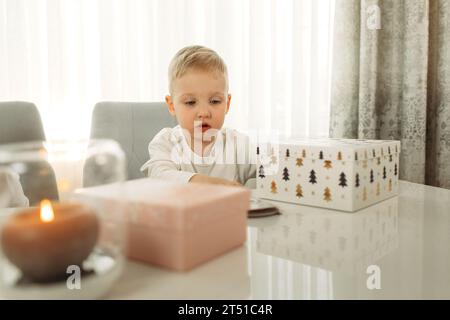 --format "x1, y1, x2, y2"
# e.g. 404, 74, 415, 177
102, 181, 450, 300
2, 181, 449, 299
